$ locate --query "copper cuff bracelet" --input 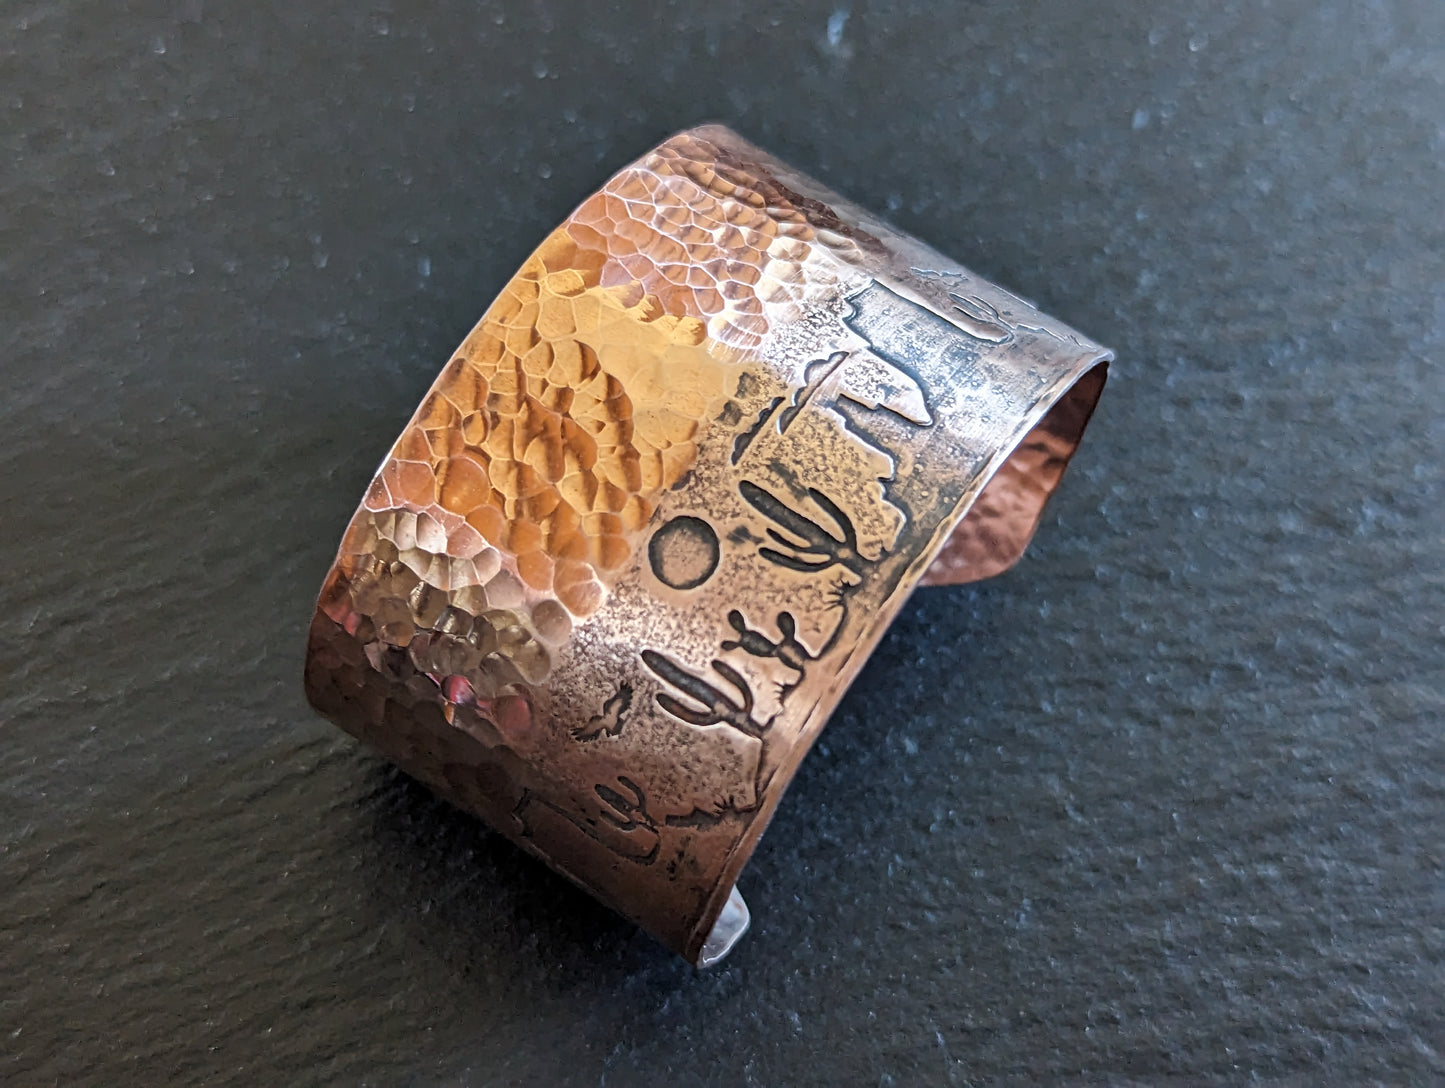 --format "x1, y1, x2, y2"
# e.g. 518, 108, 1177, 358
304, 125, 1111, 965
